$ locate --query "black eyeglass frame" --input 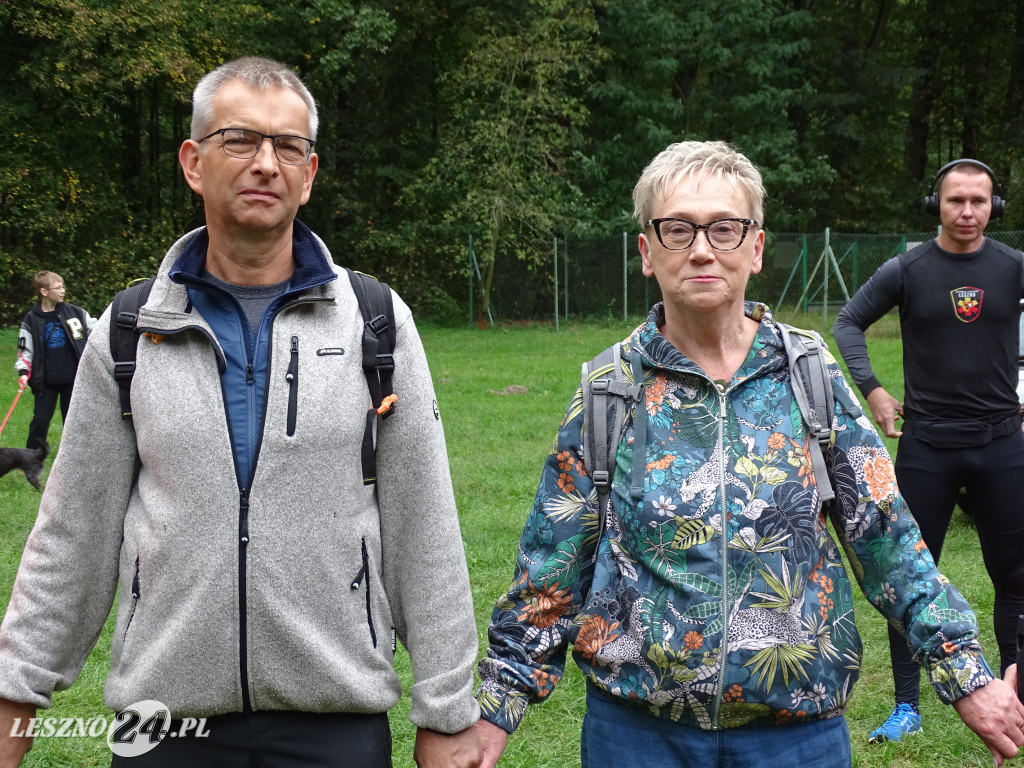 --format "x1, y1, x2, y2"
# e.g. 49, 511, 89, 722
645, 217, 760, 251
198, 128, 316, 166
